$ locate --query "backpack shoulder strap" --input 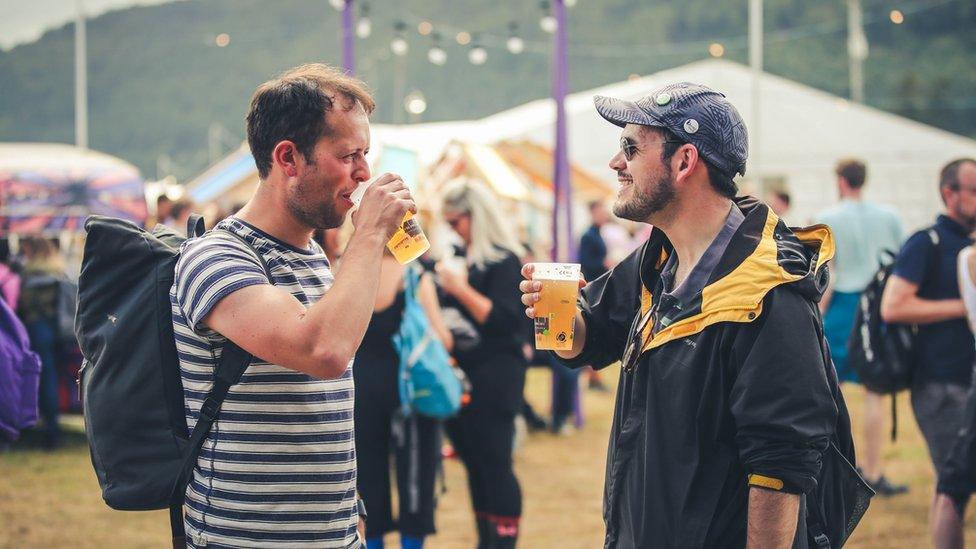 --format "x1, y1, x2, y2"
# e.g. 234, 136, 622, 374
168, 225, 275, 547
186, 214, 206, 238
